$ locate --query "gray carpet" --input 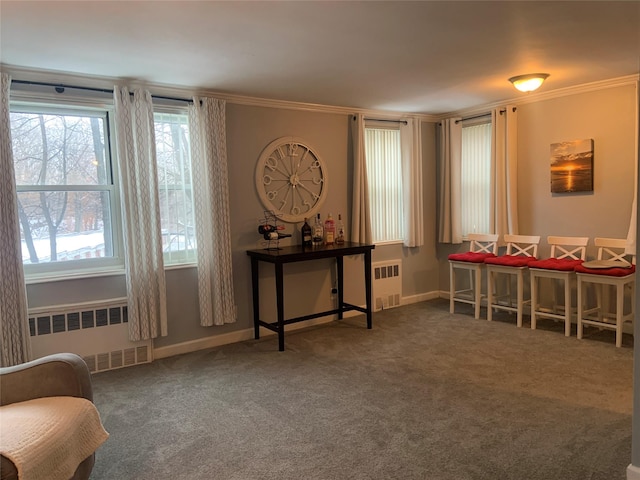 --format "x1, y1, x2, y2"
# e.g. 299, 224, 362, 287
89, 299, 633, 480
